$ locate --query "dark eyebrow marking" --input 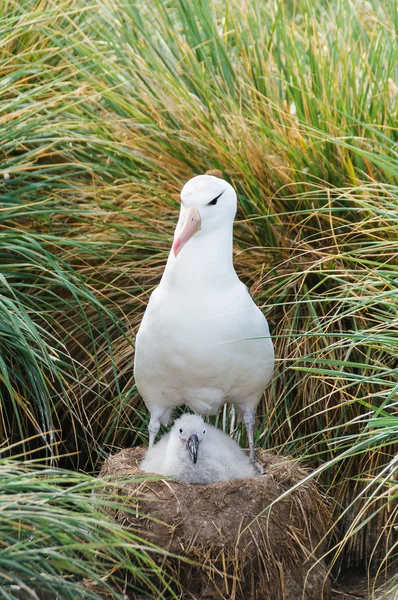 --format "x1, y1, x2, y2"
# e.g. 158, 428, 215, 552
207, 191, 224, 206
